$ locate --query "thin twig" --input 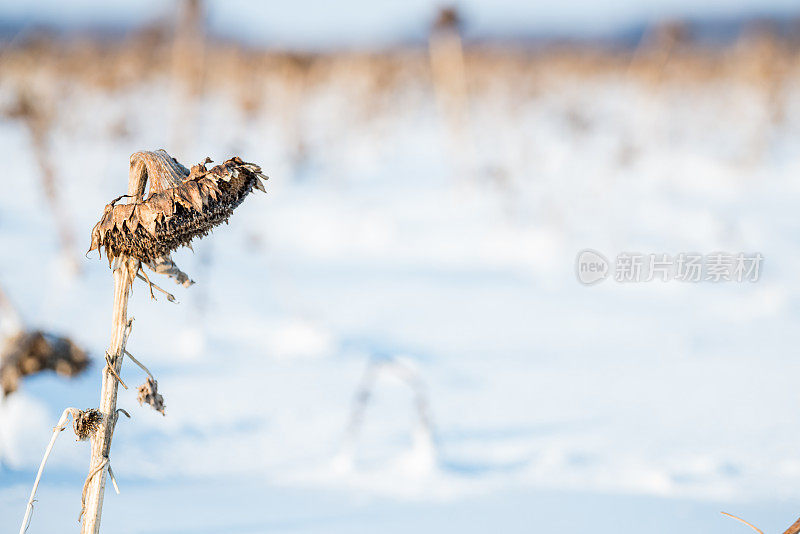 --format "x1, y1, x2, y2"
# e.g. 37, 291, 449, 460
81, 158, 146, 534
107, 465, 120, 495
137, 268, 156, 300
135, 272, 176, 302
19, 408, 76, 534
124, 350, 154, 380
123, 318, 134, 343
721, 512, 765, 534
104, 352, 128, 390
